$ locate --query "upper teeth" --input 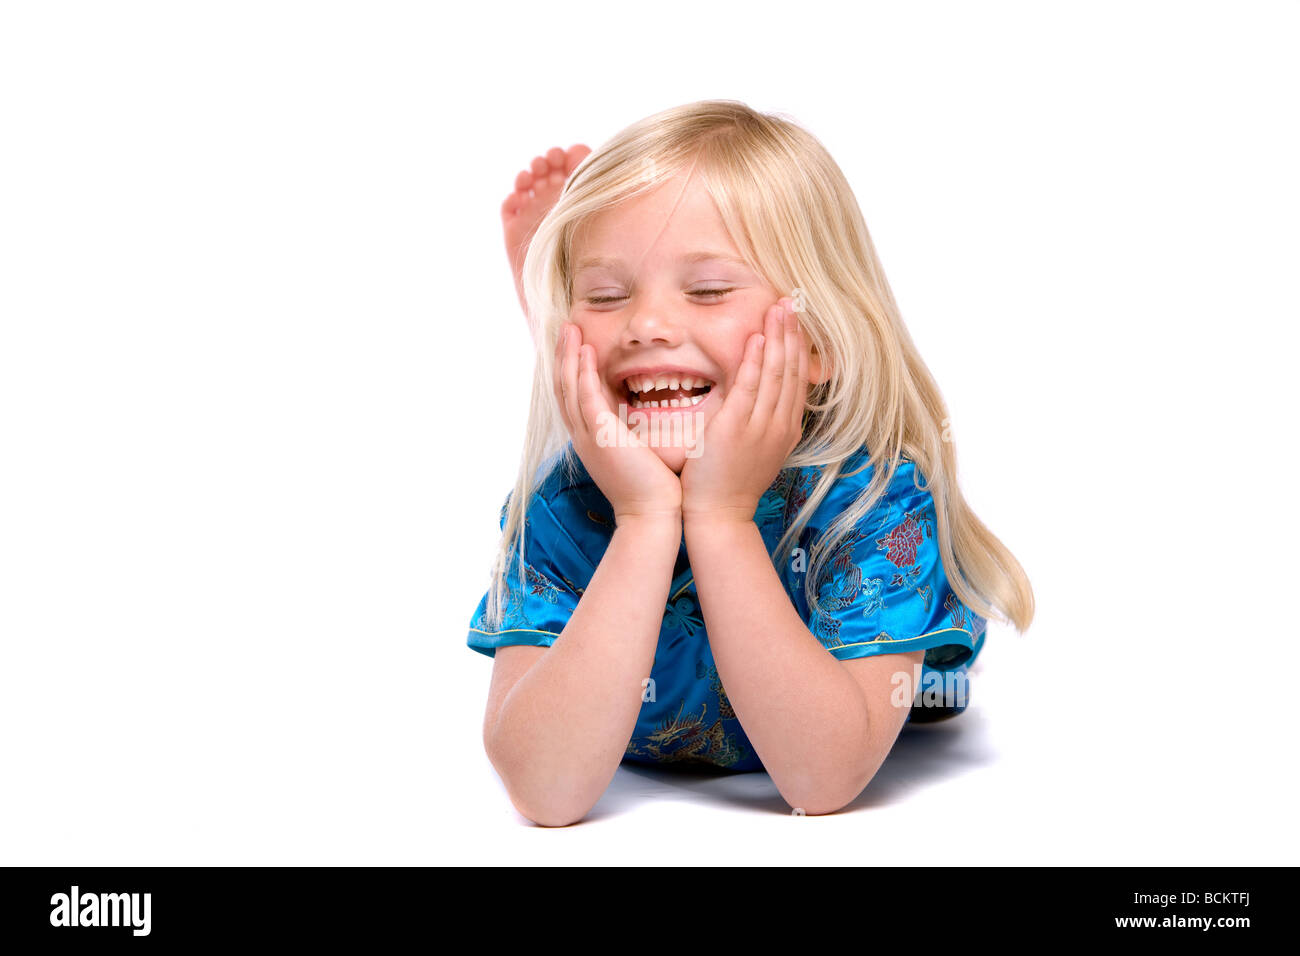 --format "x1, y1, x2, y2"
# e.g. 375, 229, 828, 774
623, 374, 713, 394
